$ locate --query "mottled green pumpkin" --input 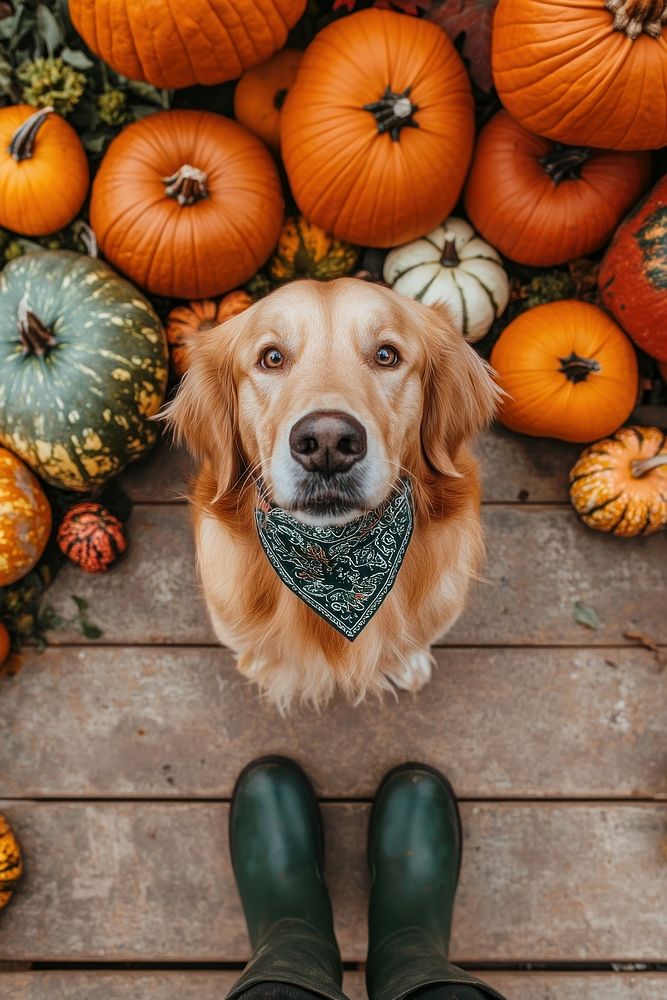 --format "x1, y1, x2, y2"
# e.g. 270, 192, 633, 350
0, 251, 168, 492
